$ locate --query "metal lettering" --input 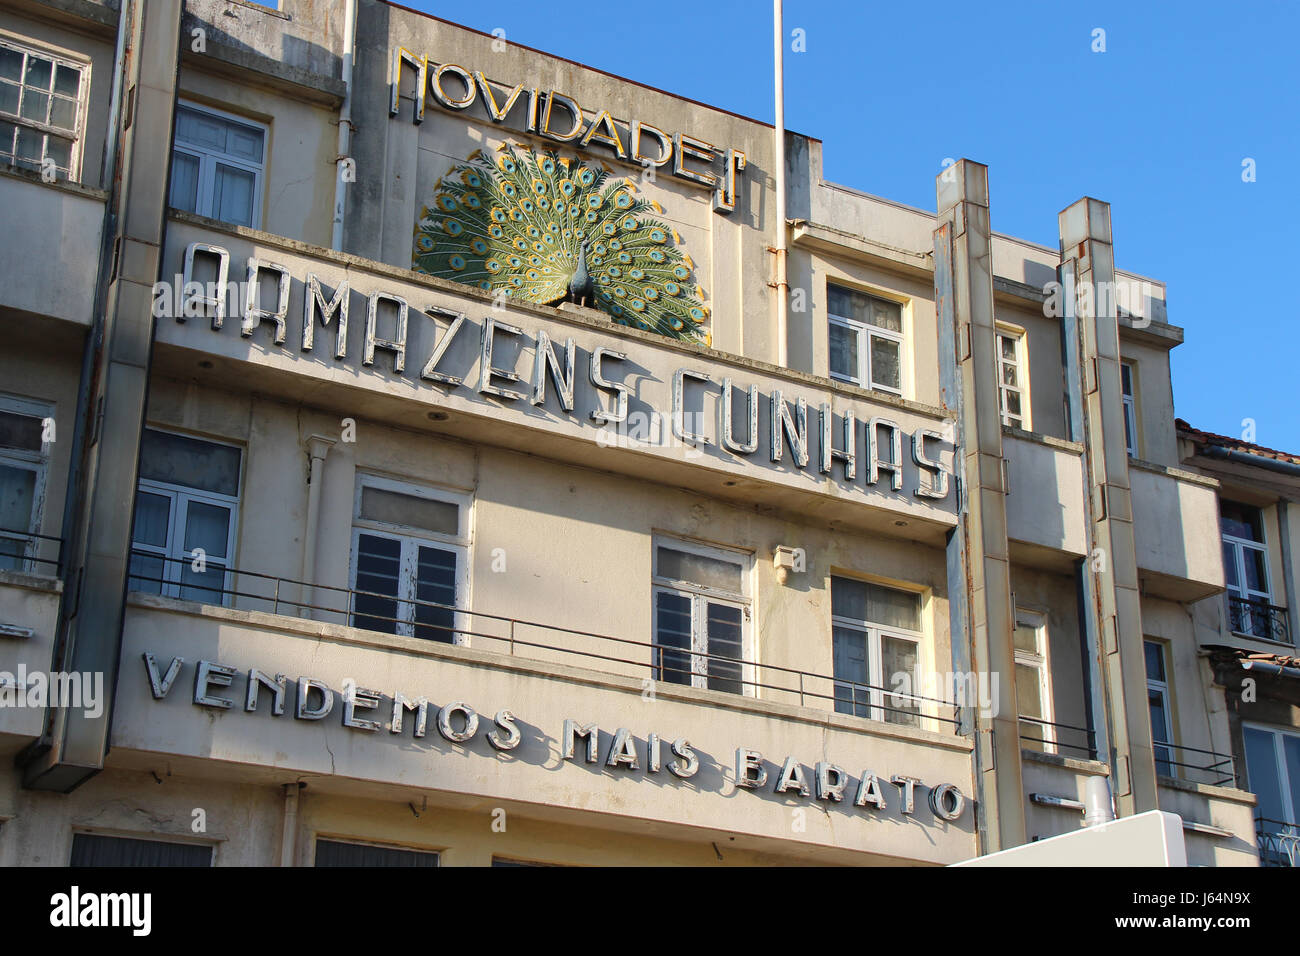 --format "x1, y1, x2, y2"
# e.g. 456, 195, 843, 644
142, 653, 183, 700
589, 347, 628, 425
891, 774, 922, 815
182, 242, 229, 329
437, 701, 479, 742
343, 685, 383, 732
364, 291, 408, 372
770, 391, 809, 467
669, 737, 698, 778
296, 677, 334, 720
606, 727, 640, 769
672, 368, 711, 445
563, 719, 599, 763
911, 429, 949, 499
244, 668, 287, 715
928, 783, 966, 821
815, 762, 847, 802
819, 404, 857, 478
302, 274, 349, 359
488, 709, 521, 750
391, 692, 430, 737
868, 417, 904, 491
478, 316, 525, 400
419, 306, 466, 385
531, 330, 576, 411
854, 772, 887, 810
736, 748, 767, 789
192, 660, 235, 710
774, 755, 810, 796
241, 258, 290, 344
